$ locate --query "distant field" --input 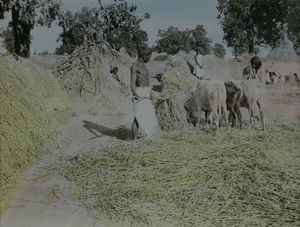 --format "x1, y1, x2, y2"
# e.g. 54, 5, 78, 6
58, 122, 300, 226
